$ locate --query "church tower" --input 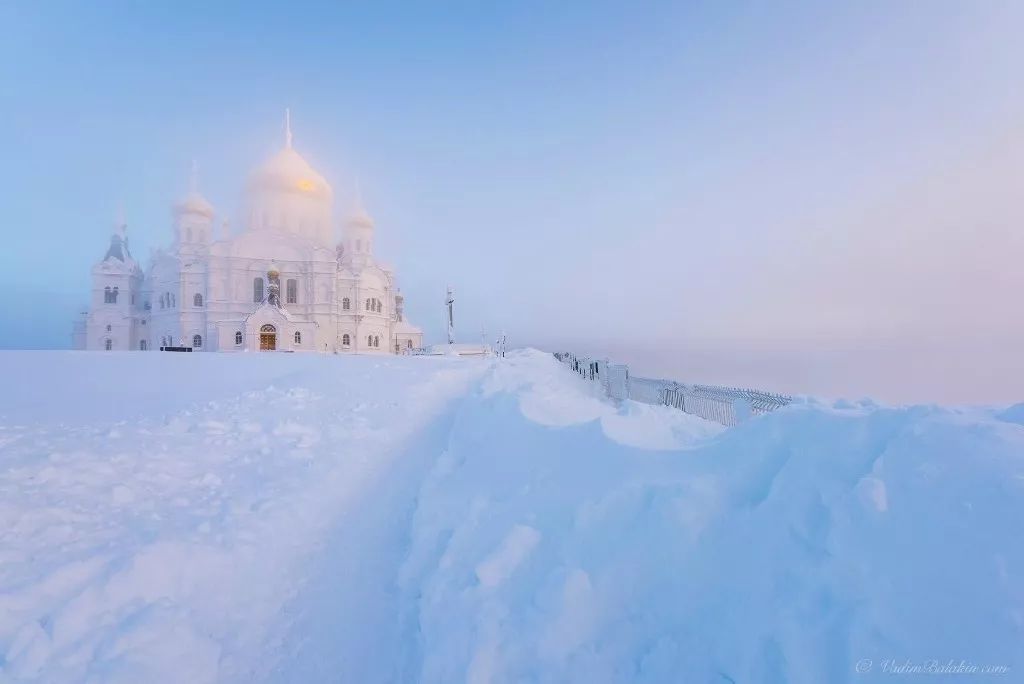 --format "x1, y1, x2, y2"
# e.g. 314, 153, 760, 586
82, 213, 144, 350
342, 189, 375, 268
173, 161, 215, 256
